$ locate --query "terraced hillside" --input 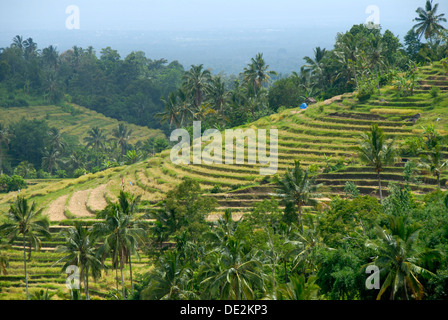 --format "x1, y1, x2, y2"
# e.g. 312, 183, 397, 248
2, 63, 448, 219
0, 223, 153, 300
0, 103, 165, 144
1, 62, 448, 299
